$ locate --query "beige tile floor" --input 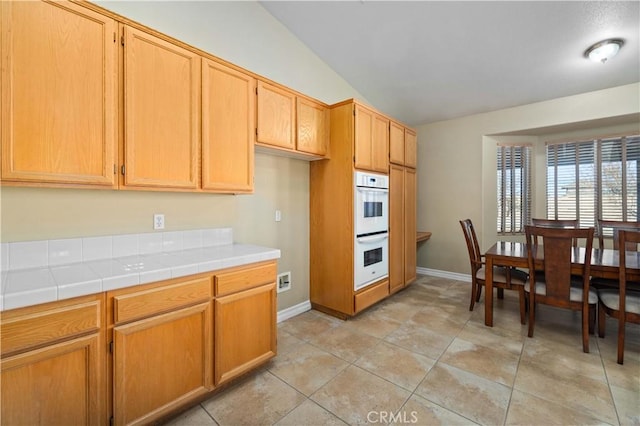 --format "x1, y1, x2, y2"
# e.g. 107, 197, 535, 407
164, 275, 640, 426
